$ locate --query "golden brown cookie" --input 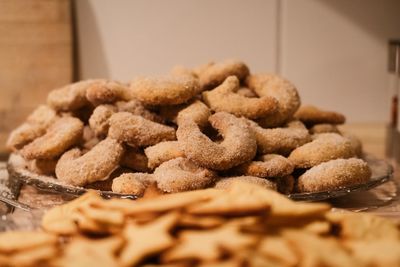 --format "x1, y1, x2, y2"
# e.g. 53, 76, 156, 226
112, 173, 154, 195
309, 123, 340, 134
47, 80, 101, 111
130, 74, 201, 105
116, 100, 164, 123
257, 237, 298, 267
246, 73, 301, 127
0, 231, 57, 253
28, 158, 58, 176
231, 154, 294, 178
197, 59, 250, 90
202, 76, 277, 119
177, 112, 257, 170
144, 141, 185, 169
188, 181, 273, 216
297, 158, 371, 192
108, 112, 176, 147
86, 80, 132, 105
154, 157, 216, 193
120, 147, 150, 173
163, 224, 258, 263
88, 104, 117, 137
341, 132, 363, 157
214, 176, 278, 191
288, 133, 356, 168
247, 119, 311, 155
6, 105, 57, 151
236, 87, 257, 98
21, 116, 84, 160
55, 138, 124, 186
57, 237, 123, 267
294, 105, 346, 126
282, 230, 356, 266
326, 212, 400, 241
276, 175, 295, 194
176, 100, 211, 128
120, 213, 179, 267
